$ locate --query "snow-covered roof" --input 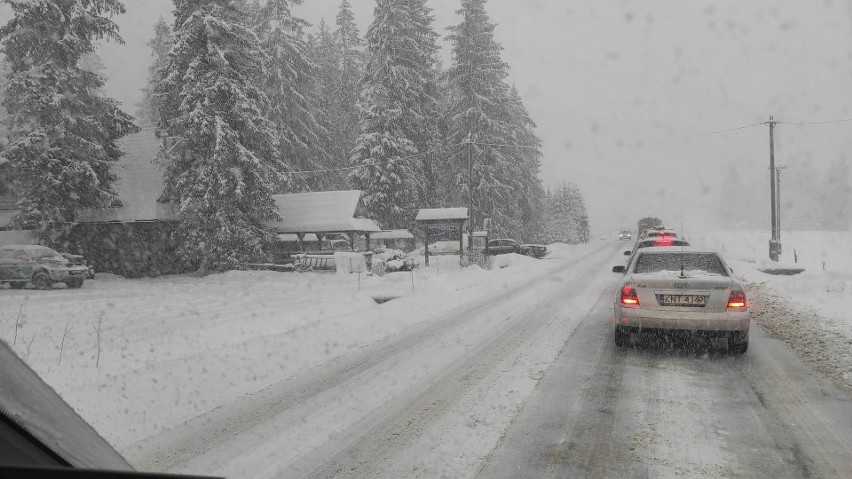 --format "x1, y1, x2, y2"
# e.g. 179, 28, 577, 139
75, 128, 177, 223
371, 229, 414, 240
415, 207, 468, 222
271, 190, 381, 233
